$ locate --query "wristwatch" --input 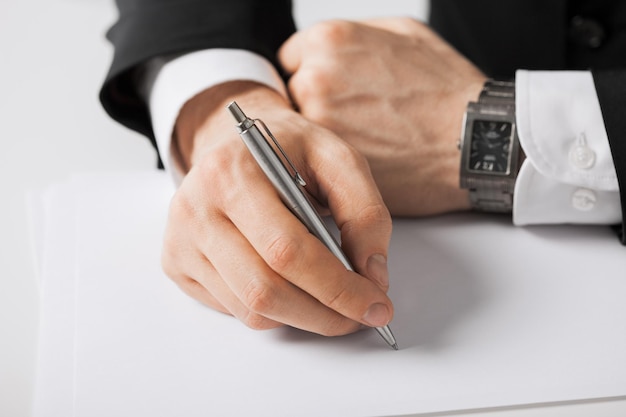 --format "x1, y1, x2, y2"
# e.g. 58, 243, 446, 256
458, 79, 524, 213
